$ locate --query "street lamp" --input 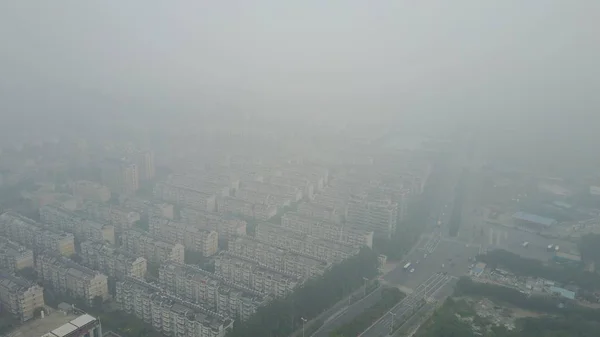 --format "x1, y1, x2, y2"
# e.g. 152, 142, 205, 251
301, 317, 307, 337
388, 311, 397, 335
